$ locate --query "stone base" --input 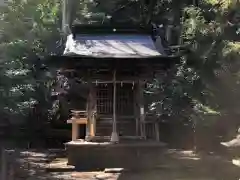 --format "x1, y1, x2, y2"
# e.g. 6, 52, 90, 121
110, 132, 119, 143
65, 140, 166, 170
